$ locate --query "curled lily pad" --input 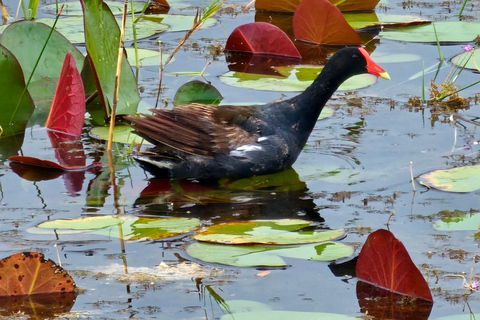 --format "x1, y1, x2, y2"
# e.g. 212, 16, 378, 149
30, 215, 201, 241
416, 165, 480, 193
219, 70, 377, 92
174, 80, 223, 106
187, 241, 353, 267
192, 219, 344, 245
